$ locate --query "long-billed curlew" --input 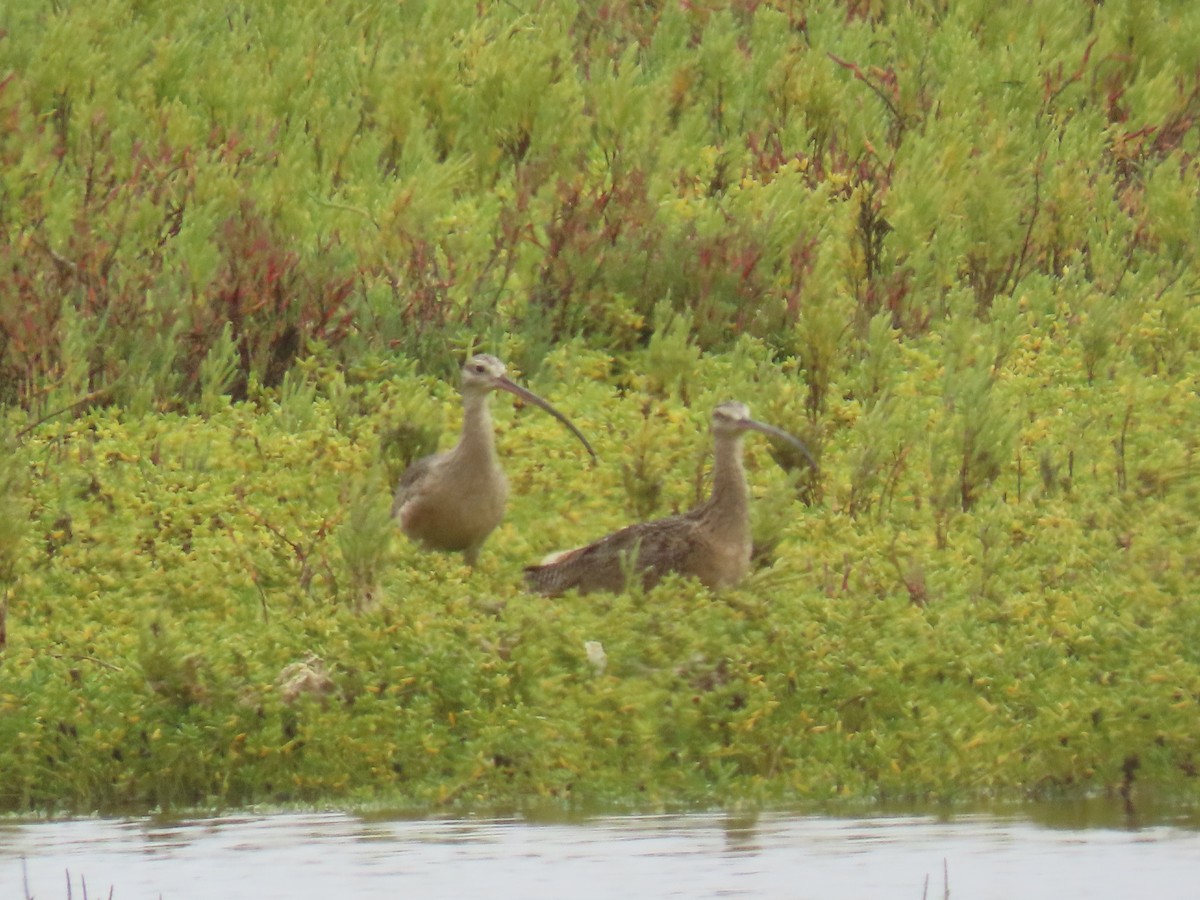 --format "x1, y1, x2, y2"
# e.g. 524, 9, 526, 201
523, 401, 815, 595
393, 354, 596, 565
